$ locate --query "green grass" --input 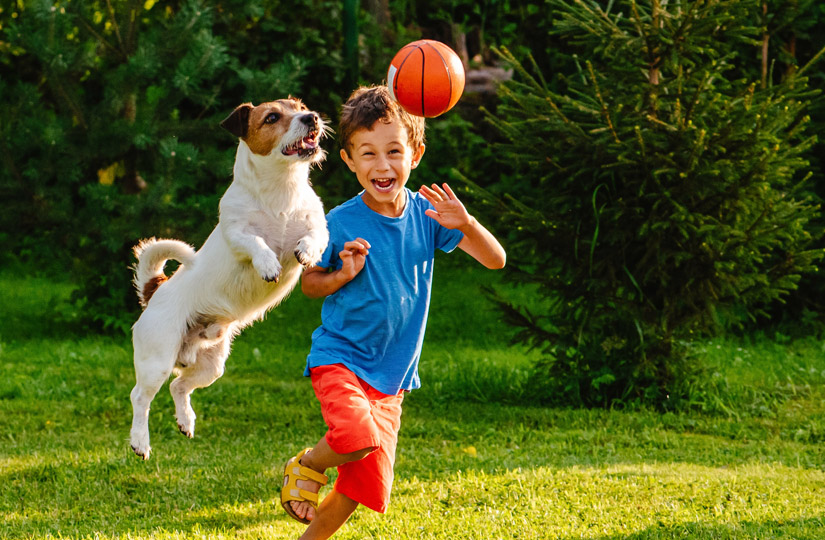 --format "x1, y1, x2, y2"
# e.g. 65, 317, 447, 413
1, 257, 824, 539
